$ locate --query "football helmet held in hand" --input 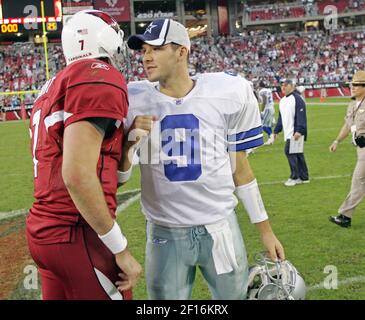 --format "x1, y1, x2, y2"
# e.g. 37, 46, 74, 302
247, 252, 306, 300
